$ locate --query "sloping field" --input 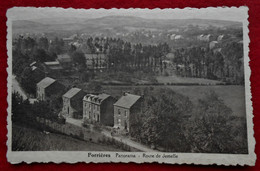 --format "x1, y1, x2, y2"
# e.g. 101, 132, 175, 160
166, 85, 246, 117
103, 85, 246, 117
12, 124, 122, 151
156, 76, 223, 84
